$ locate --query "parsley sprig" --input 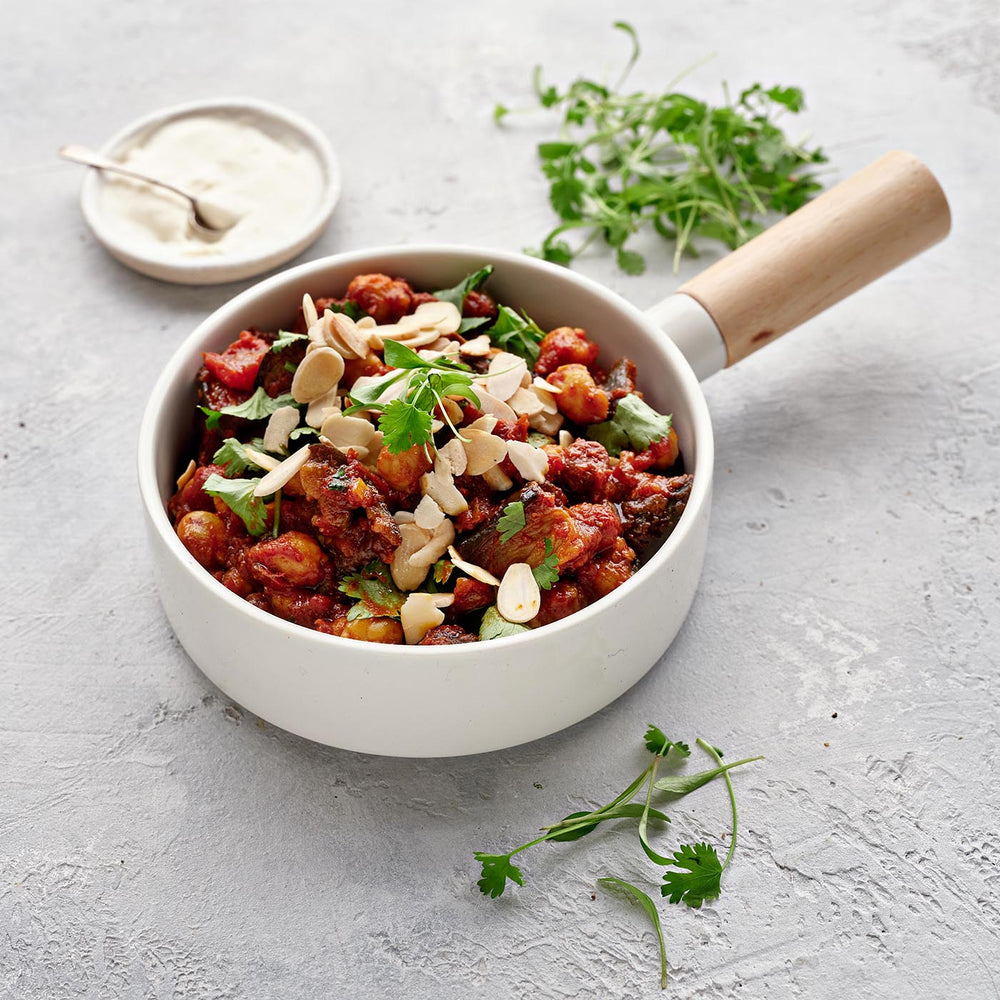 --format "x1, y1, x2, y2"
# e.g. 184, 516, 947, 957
497, 21, 828, 274
344, 340, 480, 454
